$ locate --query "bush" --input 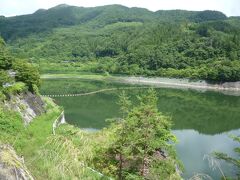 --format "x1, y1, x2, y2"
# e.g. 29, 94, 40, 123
13, 60, 40, 92
0, 91, 6, 101
0, 70, 12, 86
0, 37, 13, 70
3, 82, 27, 95
0, 108, 23, 142
103, 71, 110, 76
